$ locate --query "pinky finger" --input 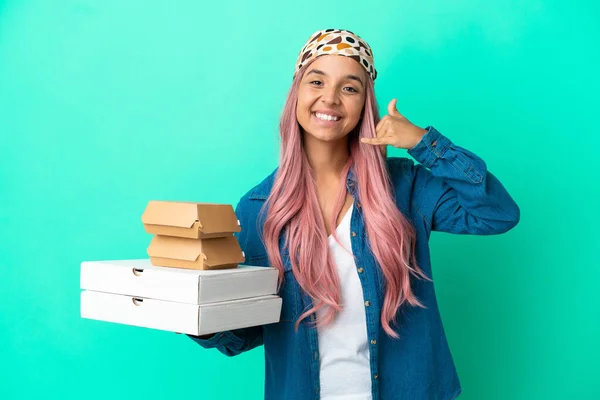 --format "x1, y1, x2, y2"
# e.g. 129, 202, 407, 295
361, 137, 387, 145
